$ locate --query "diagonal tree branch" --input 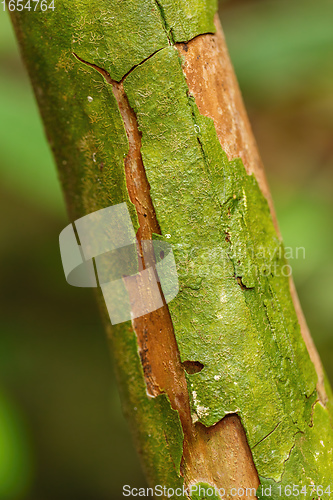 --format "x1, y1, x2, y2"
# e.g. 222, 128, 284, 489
8, 1, 333, 498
